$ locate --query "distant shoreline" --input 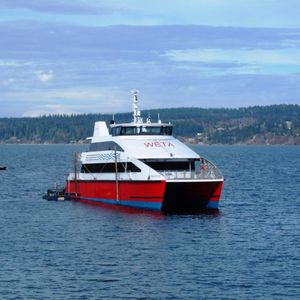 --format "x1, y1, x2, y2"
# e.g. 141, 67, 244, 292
1, 105, 299, 145
0, 141, 299, 146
